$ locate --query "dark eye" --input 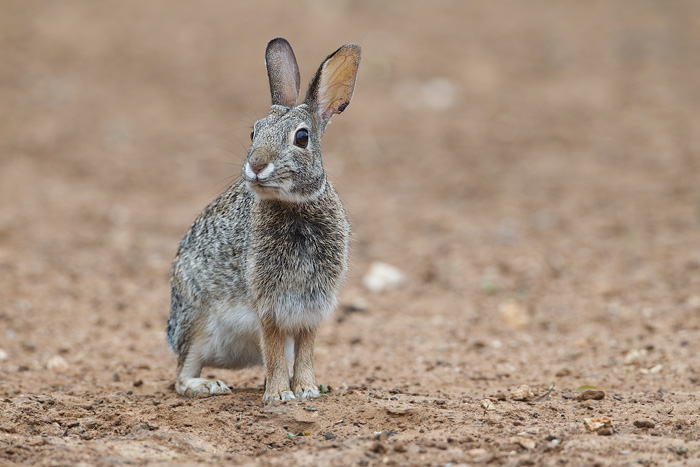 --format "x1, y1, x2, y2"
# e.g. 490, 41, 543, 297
294, 129, 309, 148
250, 129, 255, 141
